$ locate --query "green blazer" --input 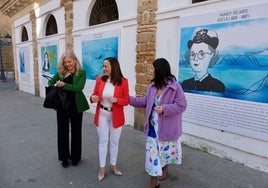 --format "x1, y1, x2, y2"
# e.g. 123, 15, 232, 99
48, 69, 90, 113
